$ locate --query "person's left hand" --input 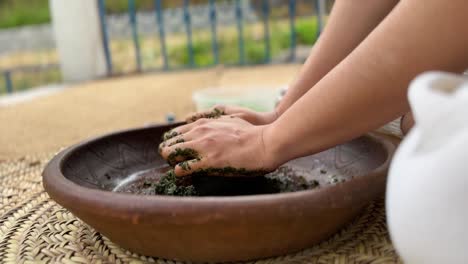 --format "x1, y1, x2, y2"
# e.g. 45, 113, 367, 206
185, 105, 278, 125
158, 116, 278, 177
